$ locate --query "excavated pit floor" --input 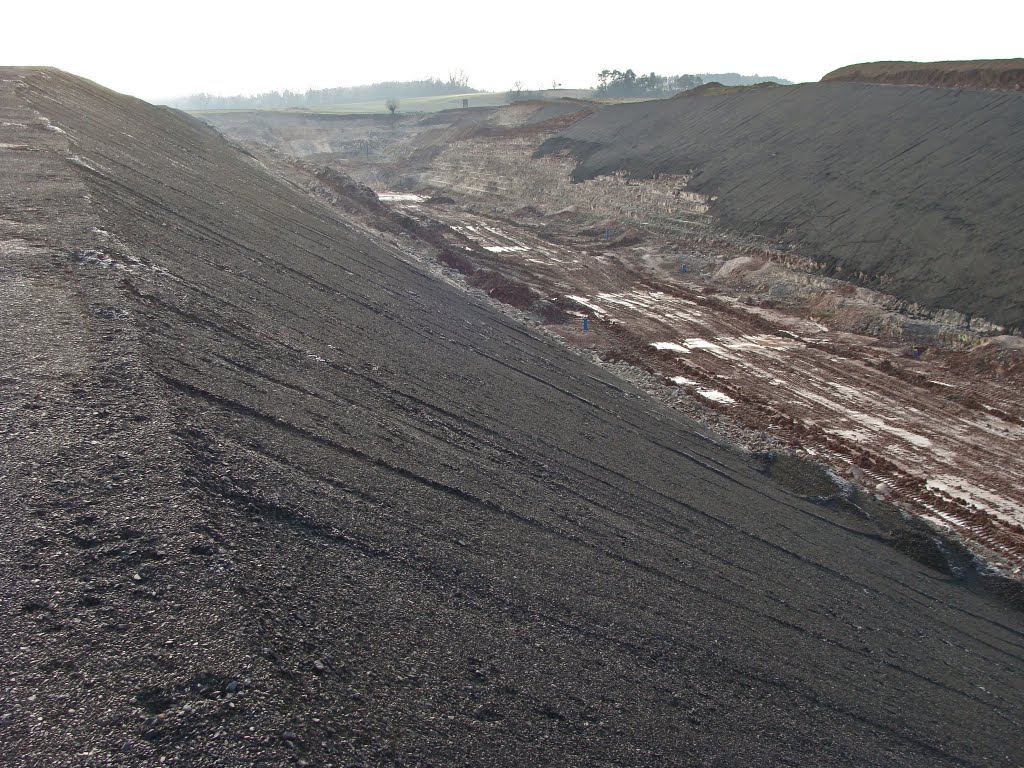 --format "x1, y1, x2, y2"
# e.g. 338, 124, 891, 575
382, 196, 1024, 574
